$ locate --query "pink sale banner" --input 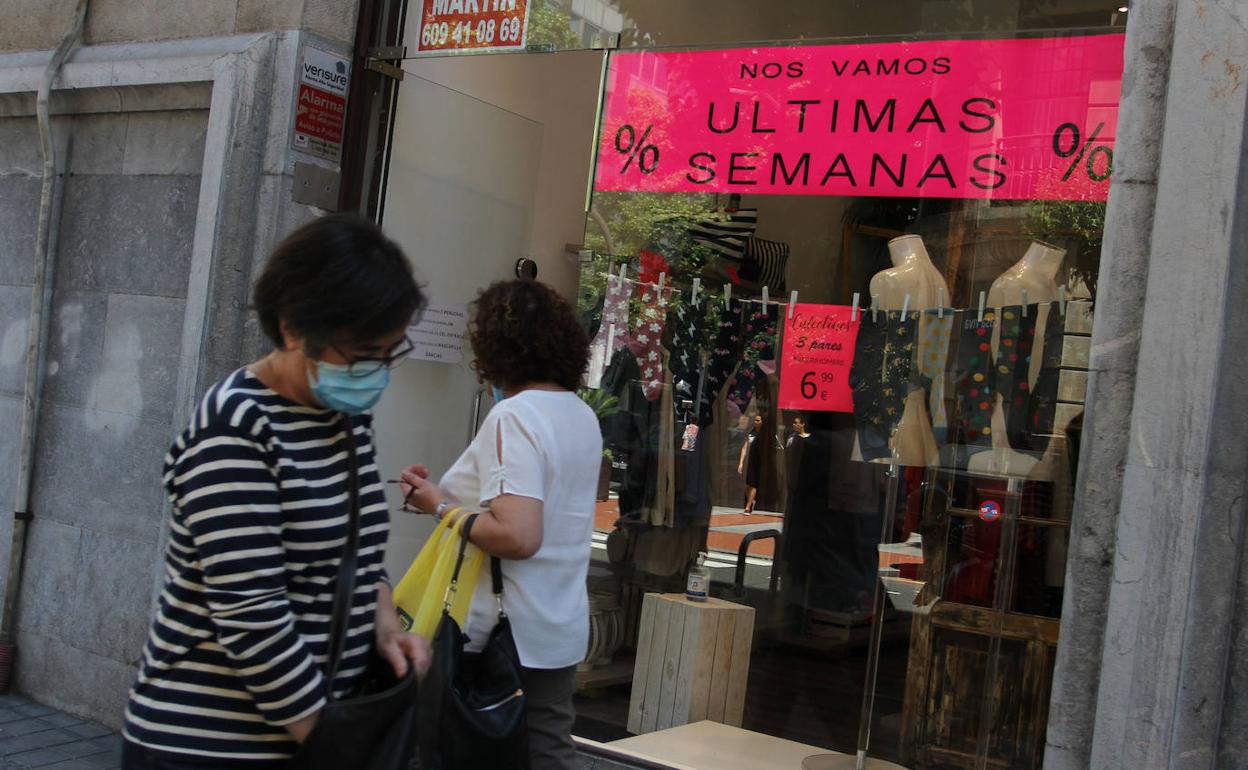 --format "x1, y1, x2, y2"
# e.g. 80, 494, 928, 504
594, 34, 1124, 200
